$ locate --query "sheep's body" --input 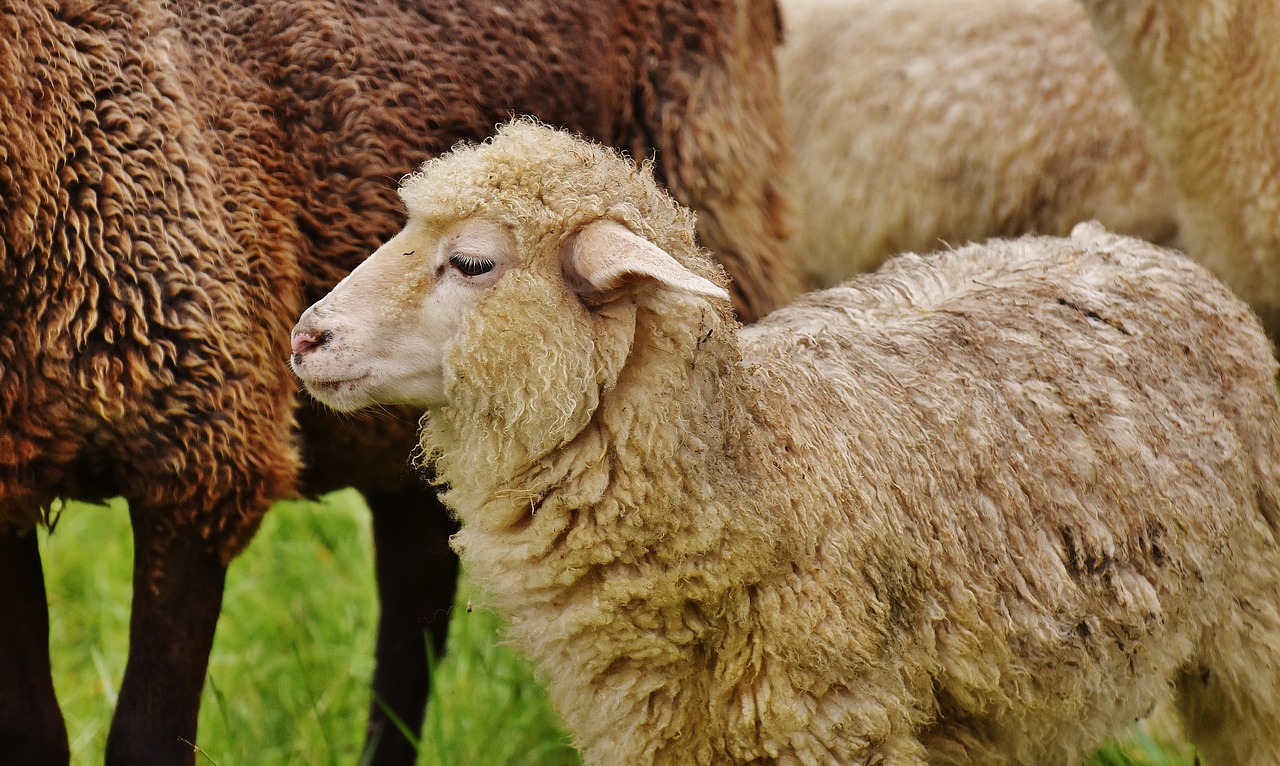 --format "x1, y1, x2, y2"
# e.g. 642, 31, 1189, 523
0, 1, 794, 763
292, 122, 1280, 765
780, 0, 1178, 287
1078, 0, 1280, 336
